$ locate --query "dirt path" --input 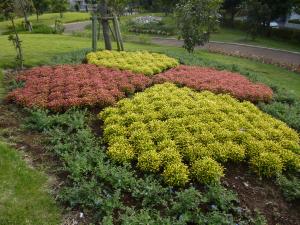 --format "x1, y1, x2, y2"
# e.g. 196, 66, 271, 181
64, 21, 300, 69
